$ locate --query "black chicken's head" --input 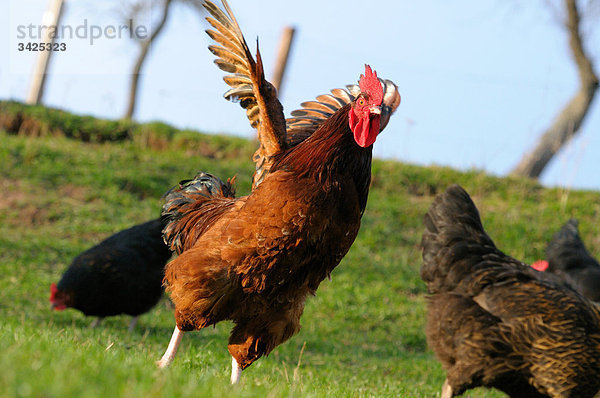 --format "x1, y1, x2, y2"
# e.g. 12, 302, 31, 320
50, 283, 73, 311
